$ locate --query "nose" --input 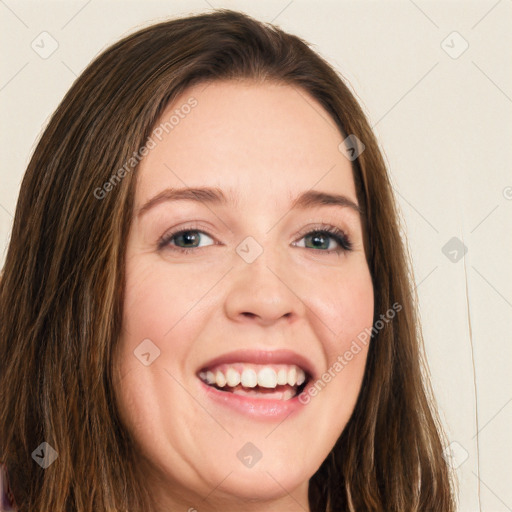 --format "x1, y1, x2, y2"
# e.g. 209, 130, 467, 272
223, 248, 306, 327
